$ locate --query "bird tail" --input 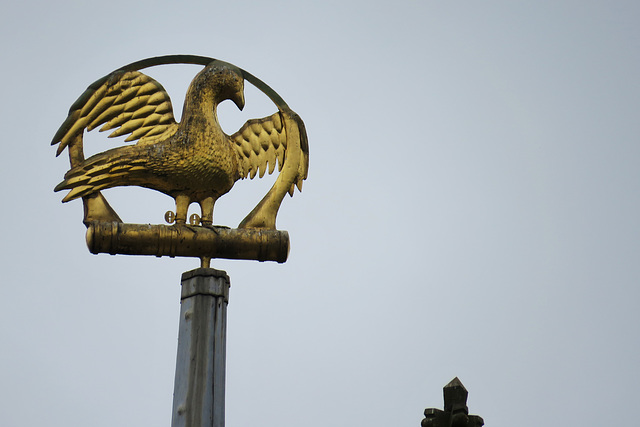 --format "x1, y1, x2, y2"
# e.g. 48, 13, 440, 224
54, 147, 147, 202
